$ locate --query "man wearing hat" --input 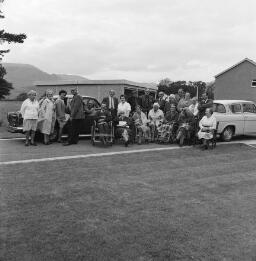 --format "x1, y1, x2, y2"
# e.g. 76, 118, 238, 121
140, 88, 155, 116
63, 88, 85, 145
